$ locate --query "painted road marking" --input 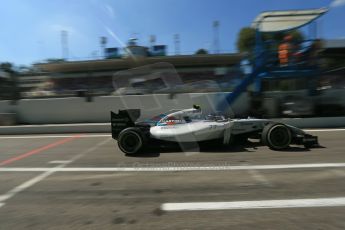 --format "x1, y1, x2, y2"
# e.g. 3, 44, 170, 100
0, 134, 111, 139
0, 164, 65, 203
0, 128, 344, 139
49, 160, 72, 164
161, 197, 345, 211
0, 135, 82, 166
0, 138, 111, 208
304, 129, 345, 132
0, 163, 344, 172
0, 203, 4, 208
